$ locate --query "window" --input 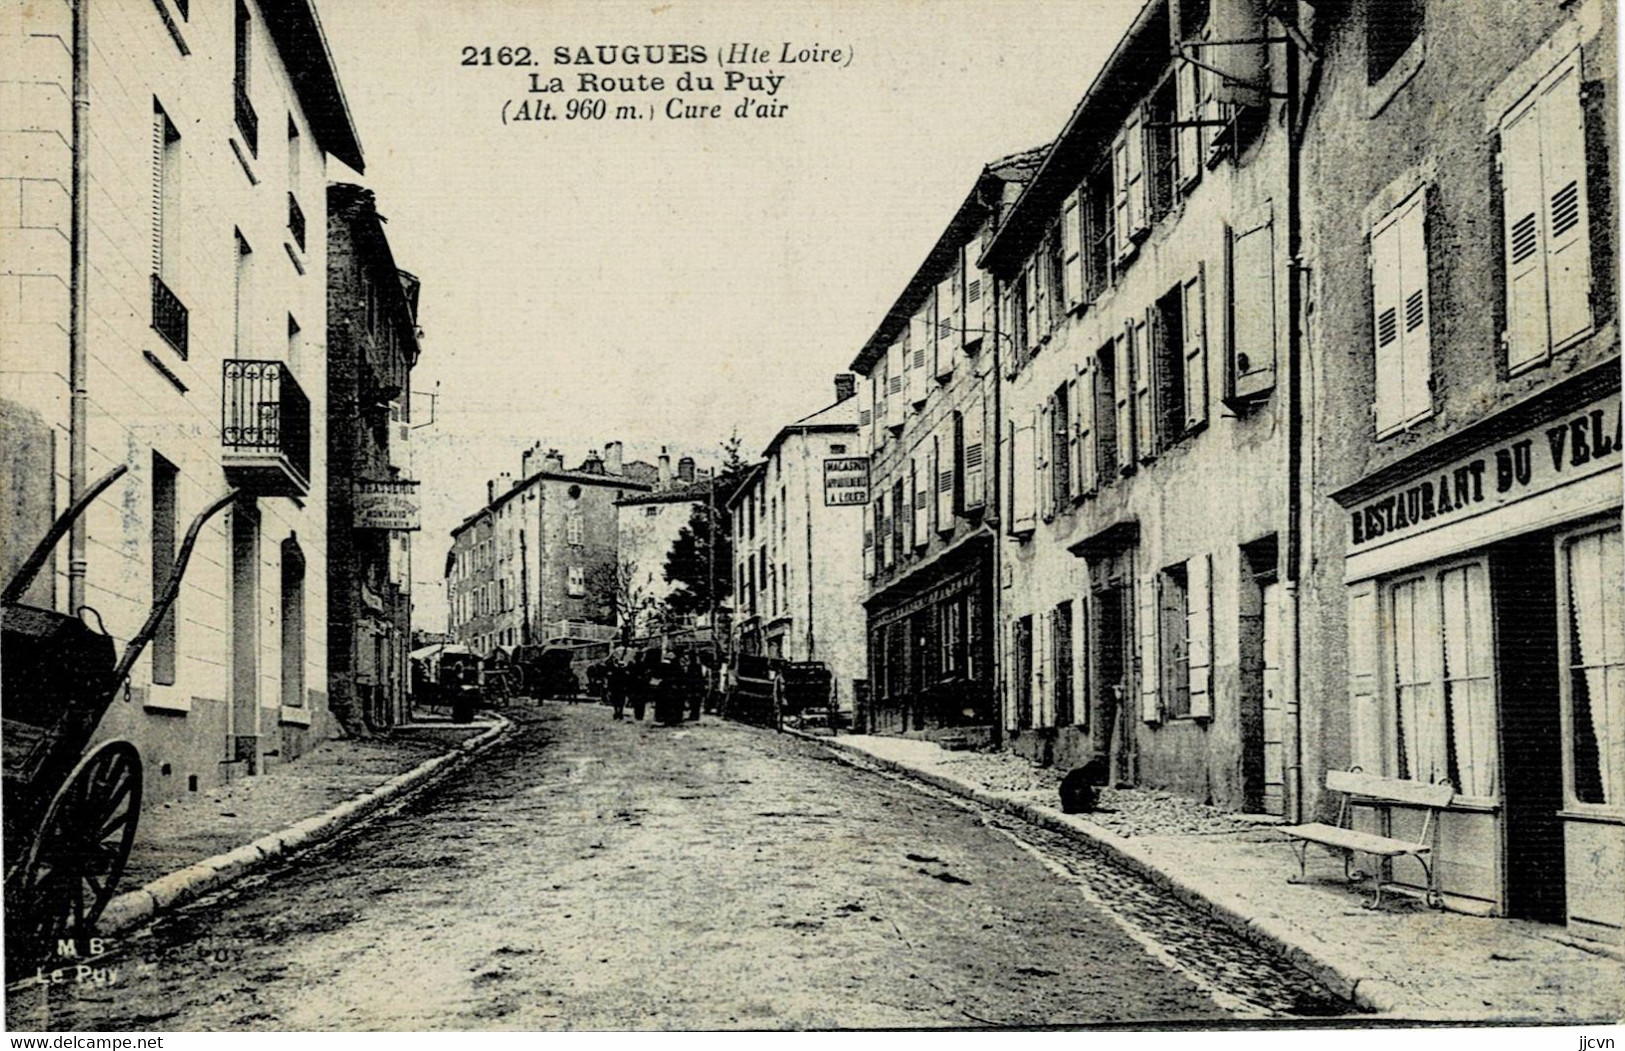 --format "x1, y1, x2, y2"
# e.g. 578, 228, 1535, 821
1560, 525, 1623, 808
233, 230, 252, 356
1008, 415, 1036, 535
1050, 383, 1072, 509
151, 453, 178, 685
1174, 0, 1209, 190
286, 114, 300, 187
1502, 50, 1593, 372
890, 480, 905, 563
233, 0, 257, 153
1148, 554, 1212, 721
1159, 564, 1191, 717
1005, 264, 1030, 368
830, 444, 847, 455
1112, 110, 1149, 259
1094, 343, 1119, 482
935, 264, 959, 379
934, 424, 954, 534
1367, 0, 1424, 85
286, 314, 301, 372
1014, 615, 1034, 729
1151, 284, 1197, 448
1371, 188, 1433, 435
1061, 189, 1084, 313
567, 565, 585, 597
1386, 560, 1497, 796
1041, 226, 1065, 341
151, 103, 181, 280
1084, 164, 1113, 302
941, 594, 968, 678
962, 396, 986, 511
280, 538, 305, 709
1228, 210, 1277, 402
1053, 601, 1076, 727
911, 451, 928, 548
1148, 76, 1178, 219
